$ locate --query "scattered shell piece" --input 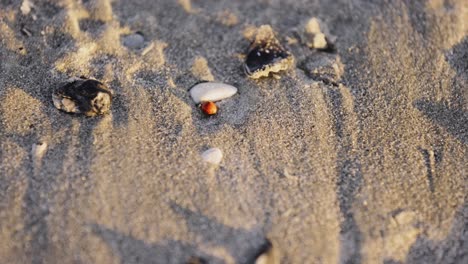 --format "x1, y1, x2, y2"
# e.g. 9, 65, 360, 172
52, 78, 113, 117
303, 18, 335, 51
201, 148, 223, 165
21, 26, 32, 37
122, 32, 145, 49
20, 0, 33, 15
189, 82, 237, 104
32, 142, 48, 164
200, 101, 218, 116
244, 25, 294, 79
